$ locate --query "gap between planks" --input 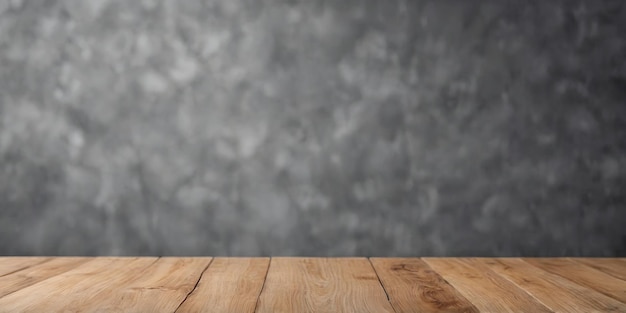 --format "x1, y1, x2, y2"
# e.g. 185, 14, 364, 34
1, 257, 625, 313
0, 258, 52, 278
173, 257, 214, 313
173, 257, 400, 313
252, 257, 272, 313
367, 258, 395, 311
263, 257, 394, 312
